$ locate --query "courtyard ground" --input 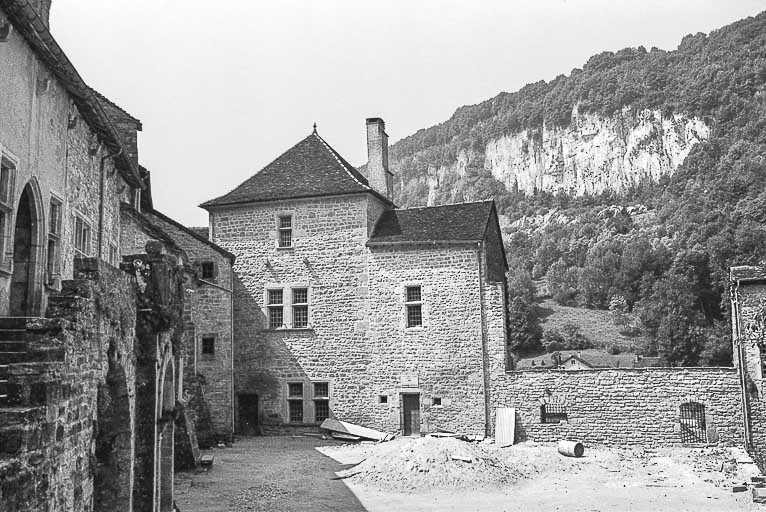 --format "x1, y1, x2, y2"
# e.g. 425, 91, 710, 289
176, 436, 766, 512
